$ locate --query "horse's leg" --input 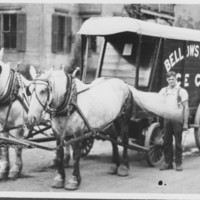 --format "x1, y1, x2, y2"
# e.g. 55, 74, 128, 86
0, 131, 10, 180
107, 124, 120, 175
117, 122, 129, 177
52, 138, 65, 188
9, 129, 24, 179
65, 141, 81, 190
0, 150, 1, 161
49, 142, 71, 169
63, 143, 71, 167
0, 124, 3, 160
